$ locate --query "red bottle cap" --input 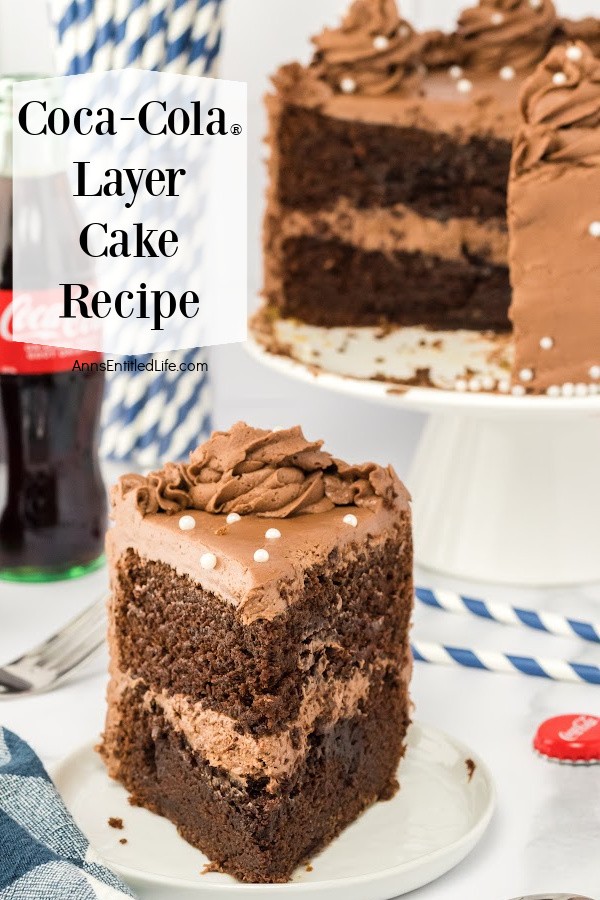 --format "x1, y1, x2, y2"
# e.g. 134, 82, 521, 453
534, 714, 600, 763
